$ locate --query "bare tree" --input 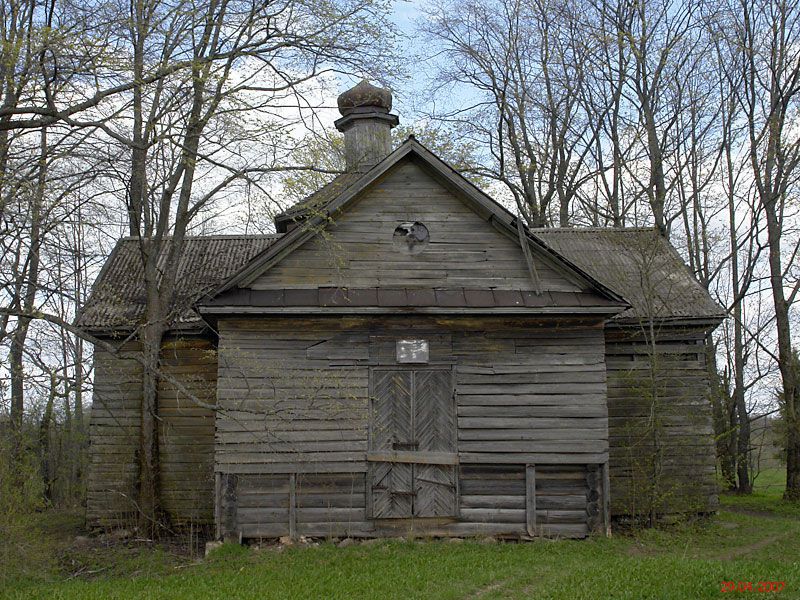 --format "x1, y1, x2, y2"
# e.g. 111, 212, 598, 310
0, 0, 398, 526
421, 0, 603, 226
719, 0, 800, 500
91, 0, 398, 532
